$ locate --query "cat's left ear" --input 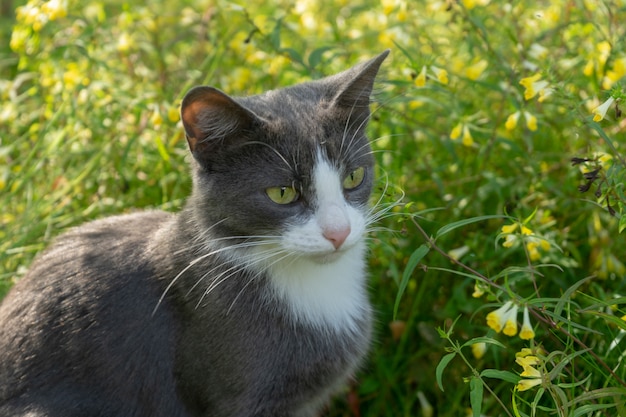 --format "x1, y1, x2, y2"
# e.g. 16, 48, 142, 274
180, 86, 260, 164
331, 49, 390, 110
